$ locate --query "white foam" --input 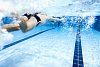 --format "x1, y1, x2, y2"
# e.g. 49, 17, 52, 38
86, 16, 95, 29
